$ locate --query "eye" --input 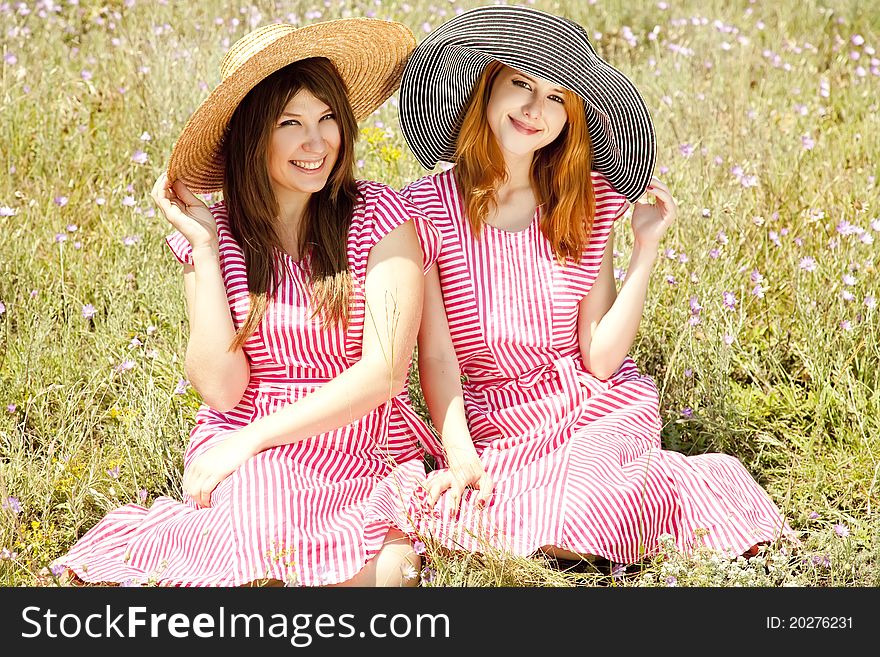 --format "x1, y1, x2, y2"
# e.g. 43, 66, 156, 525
548, 94, 565, 104
279, 119, 300, 127
512, 79, 532, 91
319, 113, 336, 122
